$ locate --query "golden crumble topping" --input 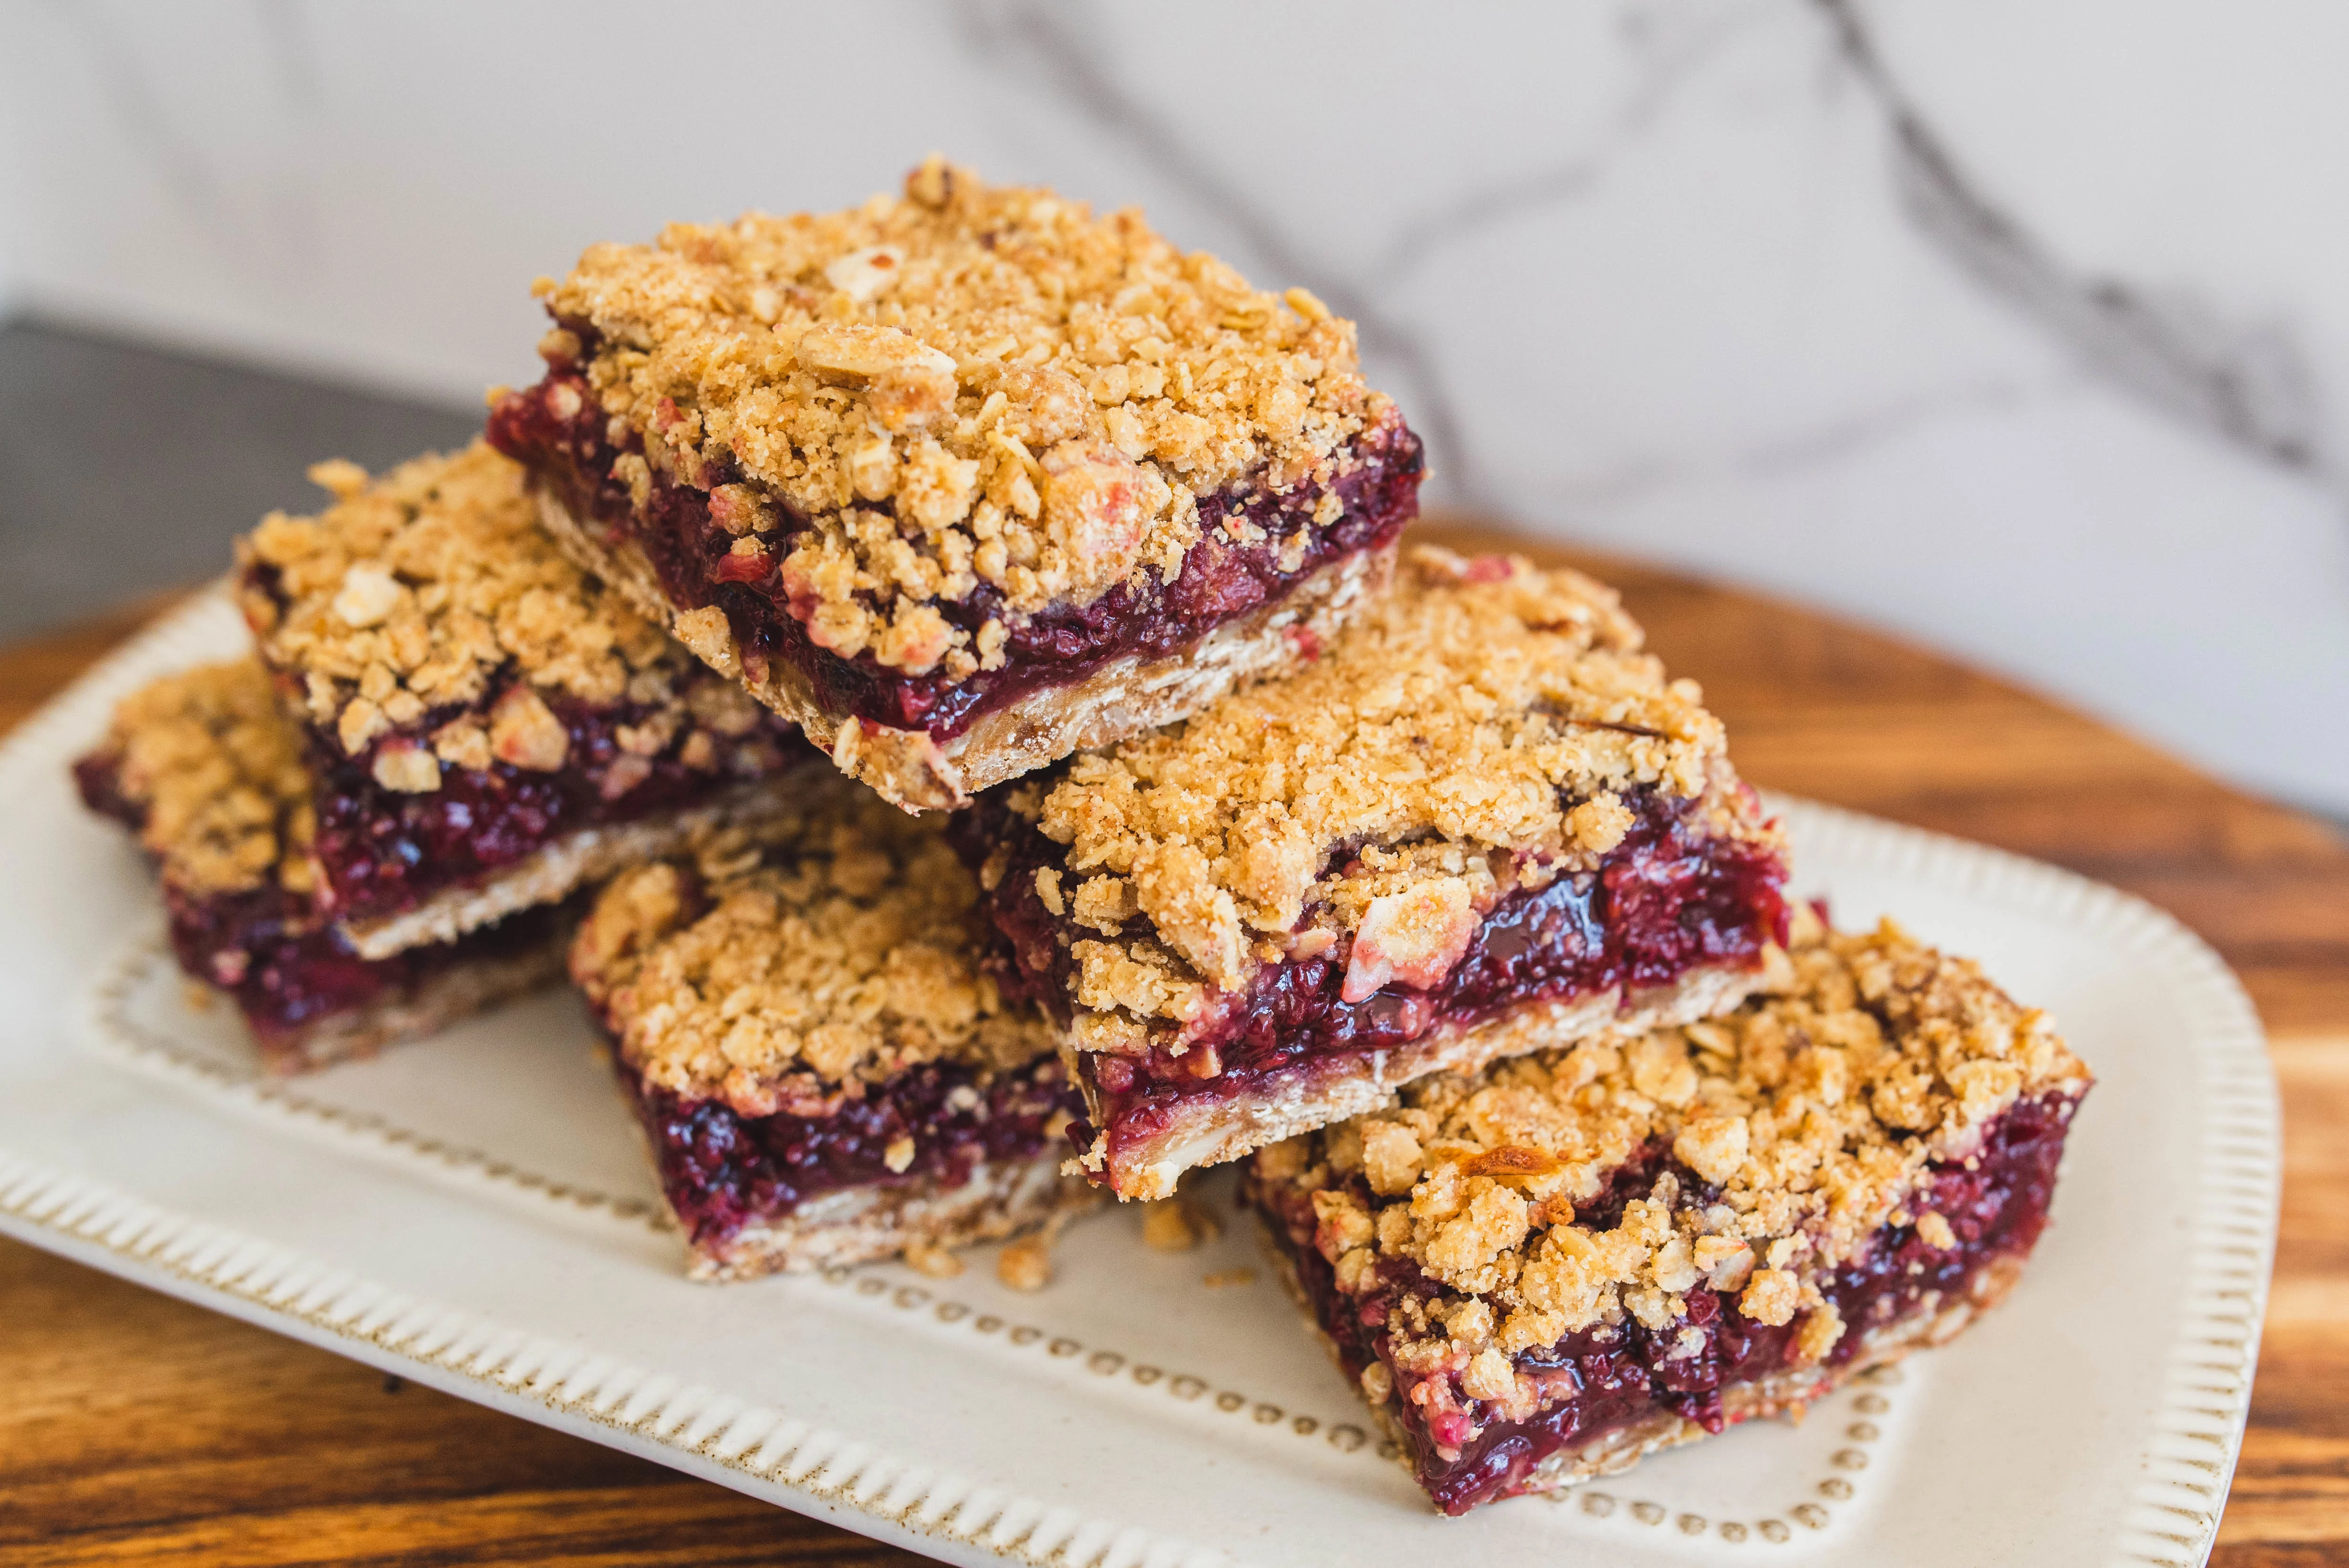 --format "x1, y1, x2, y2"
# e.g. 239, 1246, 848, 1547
1258, 910, 2091, 1383
237, 442, 695, 765
996, 545, 1767, 1038
533, 158, 1392, 677
571, 772, 1050, 1117
85, 659, 315, 899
